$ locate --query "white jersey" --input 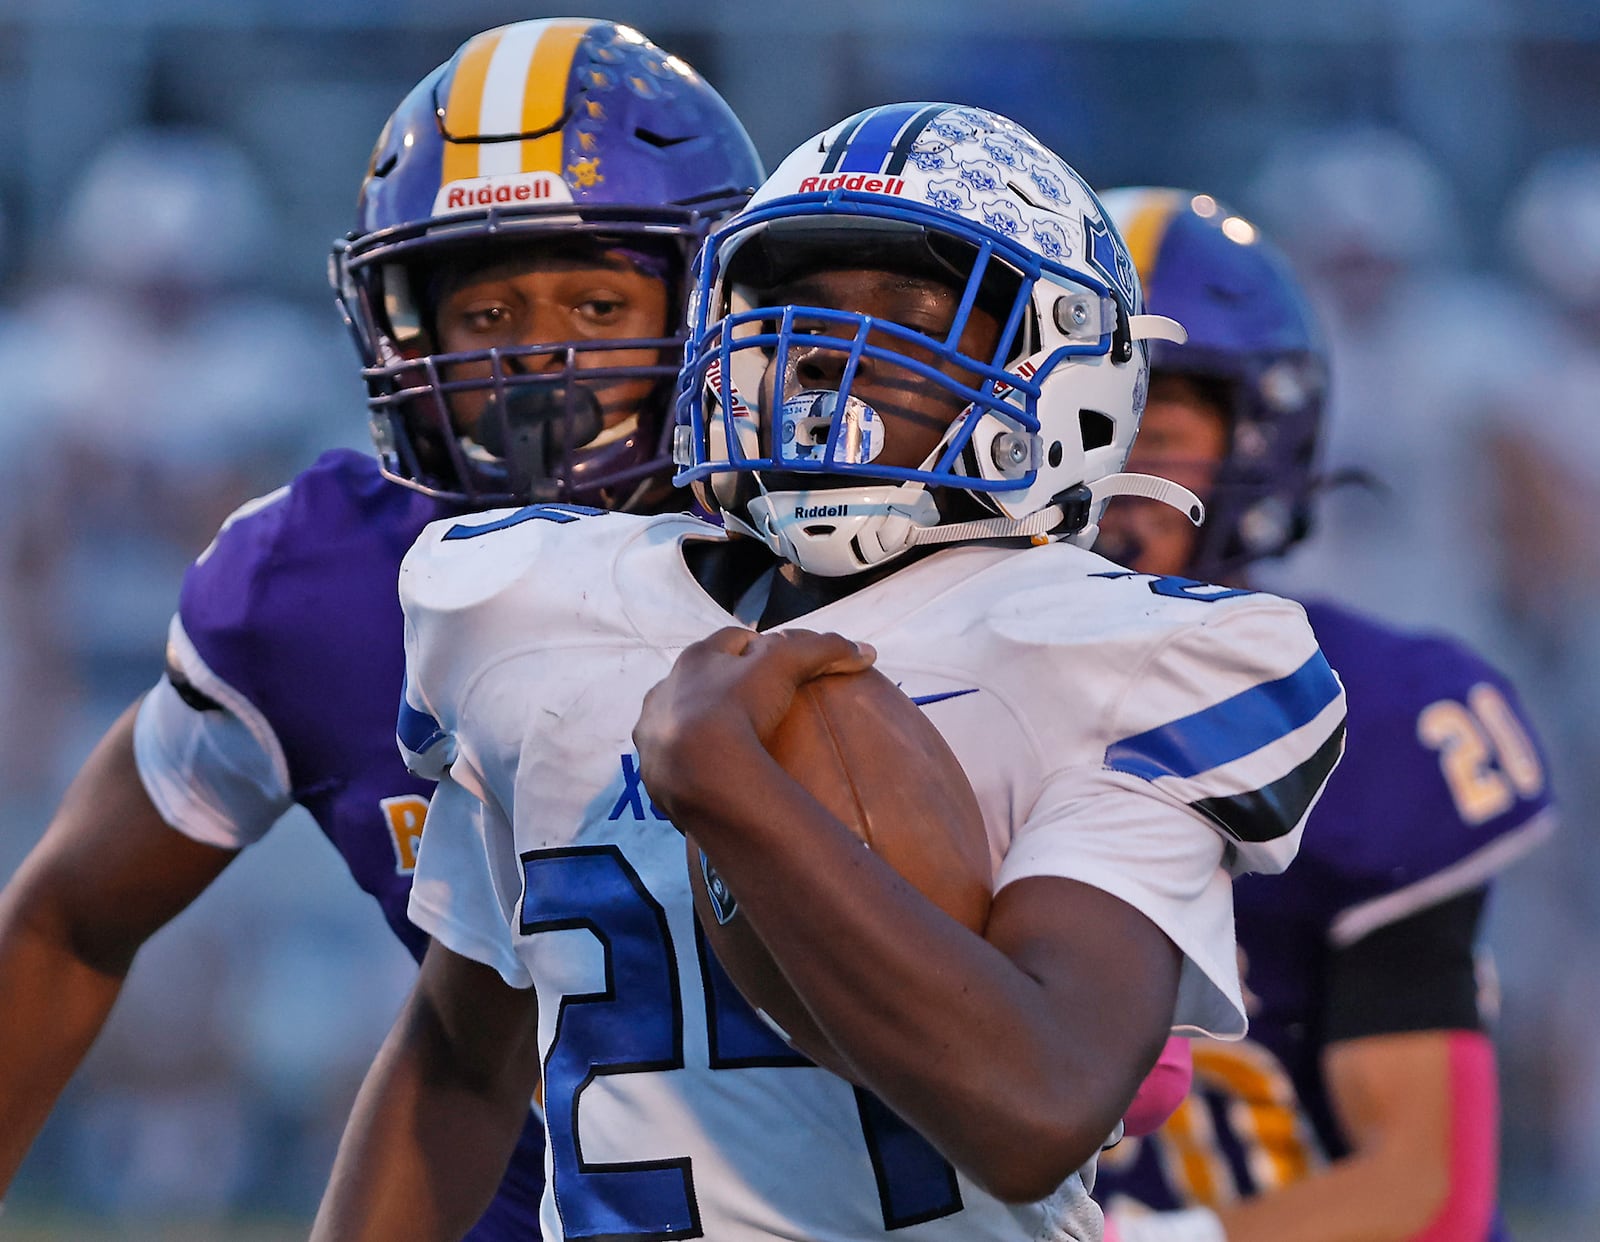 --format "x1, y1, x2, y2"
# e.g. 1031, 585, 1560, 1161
401, 506, 1346, 1242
